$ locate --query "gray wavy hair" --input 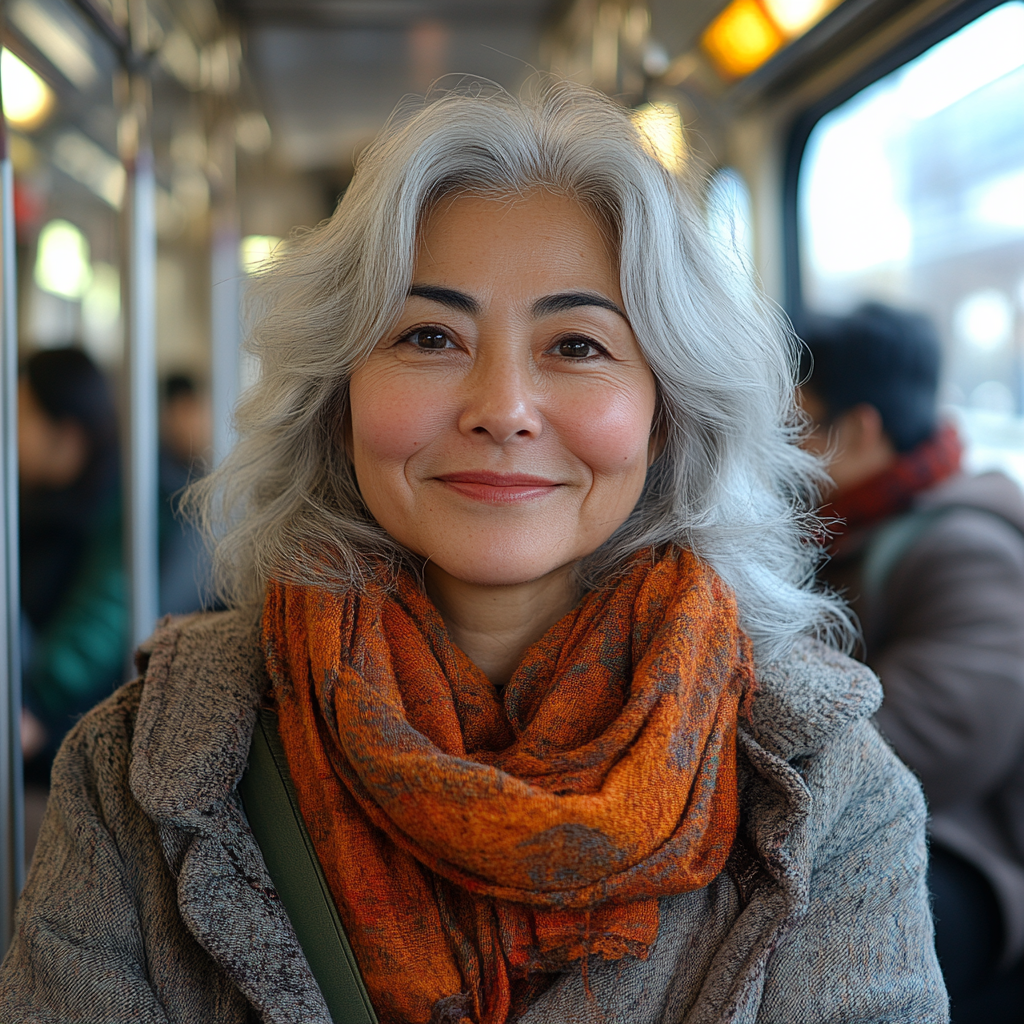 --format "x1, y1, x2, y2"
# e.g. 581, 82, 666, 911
187, 79, 851, 663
